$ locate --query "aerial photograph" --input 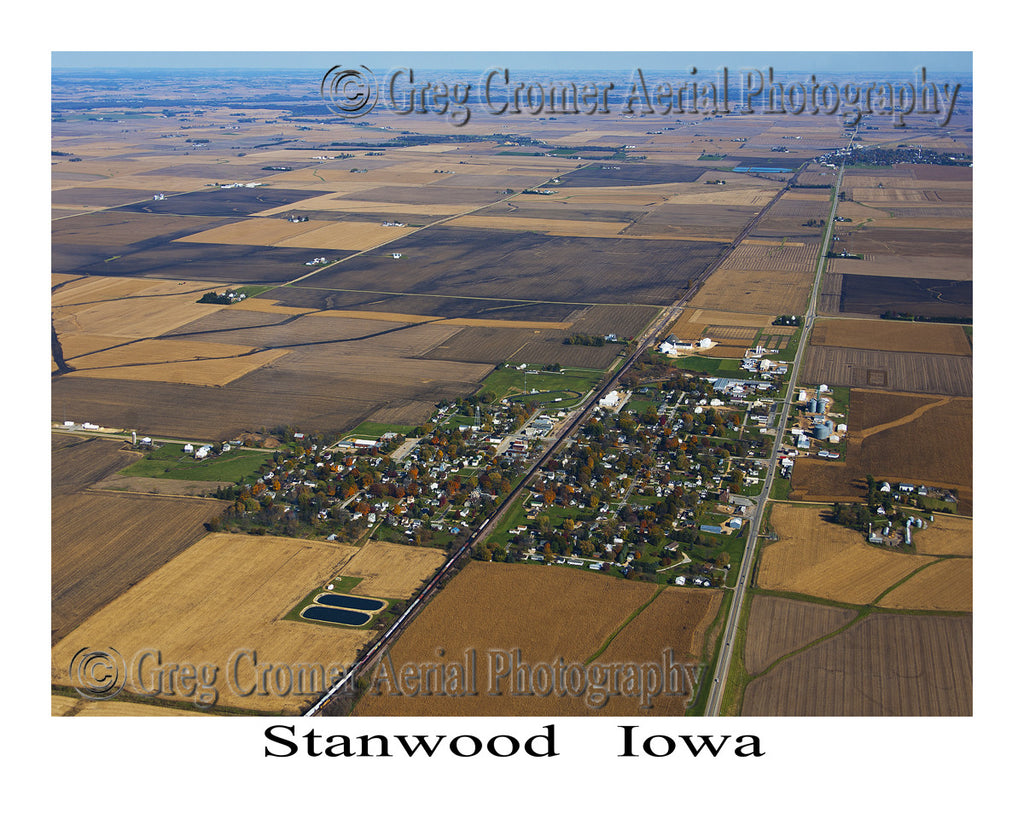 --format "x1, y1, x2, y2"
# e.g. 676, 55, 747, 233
50, 50, 974, 728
